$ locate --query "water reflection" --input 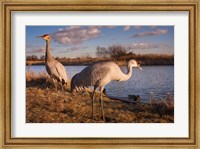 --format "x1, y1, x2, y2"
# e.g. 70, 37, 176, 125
26, 65, 174, 101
